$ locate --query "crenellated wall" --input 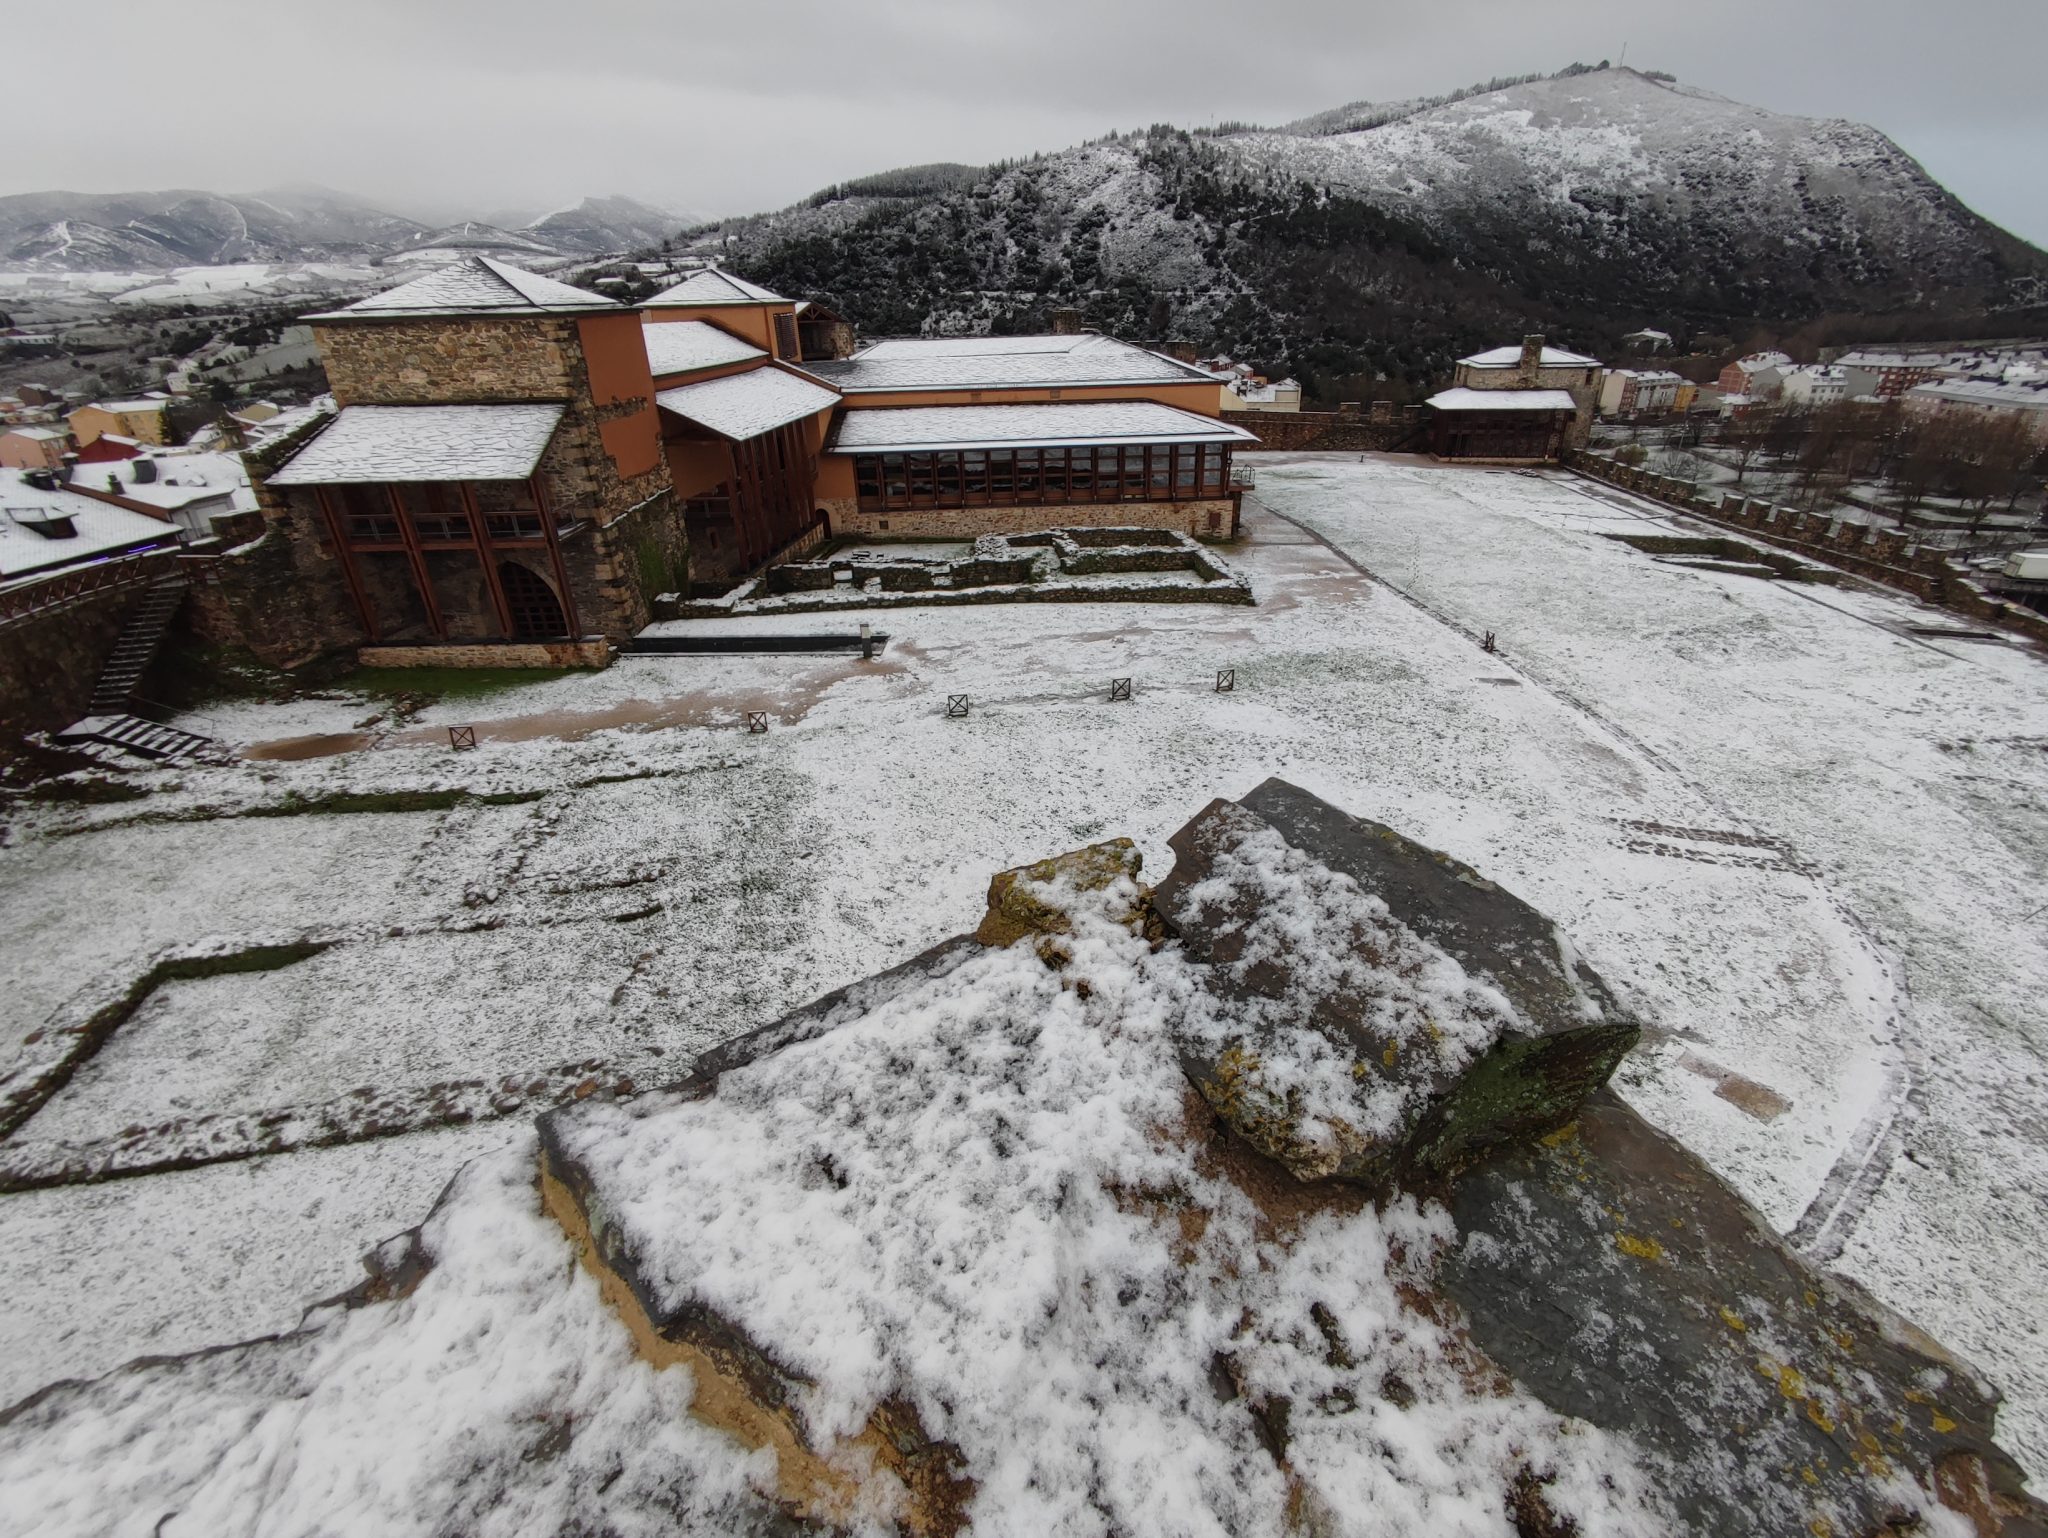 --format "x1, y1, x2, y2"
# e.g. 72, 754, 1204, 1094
1568, 451, 2048, 645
